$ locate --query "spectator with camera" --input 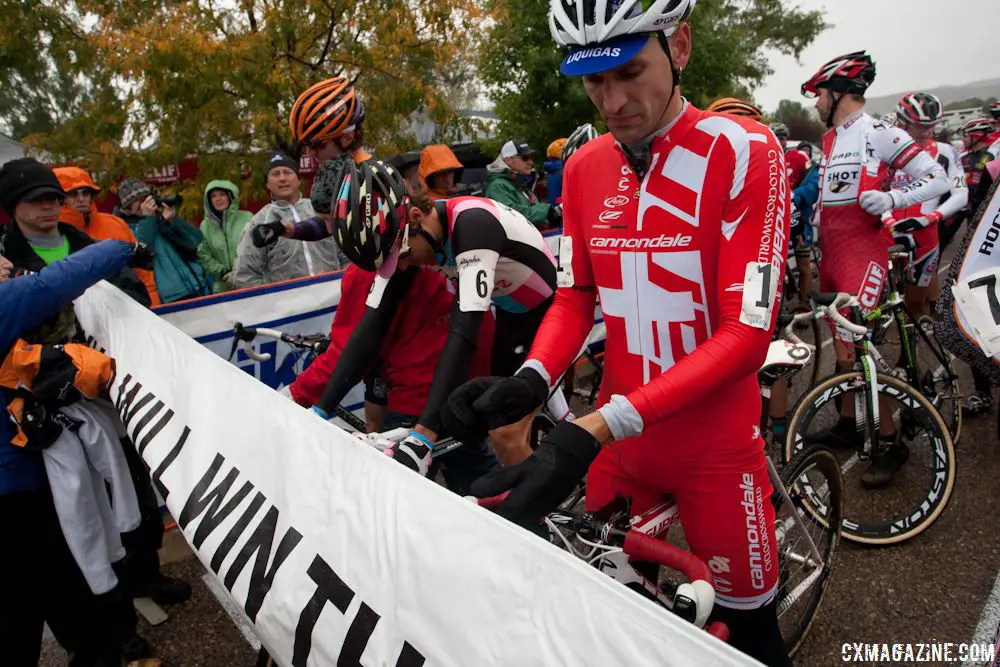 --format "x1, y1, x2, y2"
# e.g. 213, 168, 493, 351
233, 150, 344, 288
55, 166, 161, 305
115, 178, 212, 303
